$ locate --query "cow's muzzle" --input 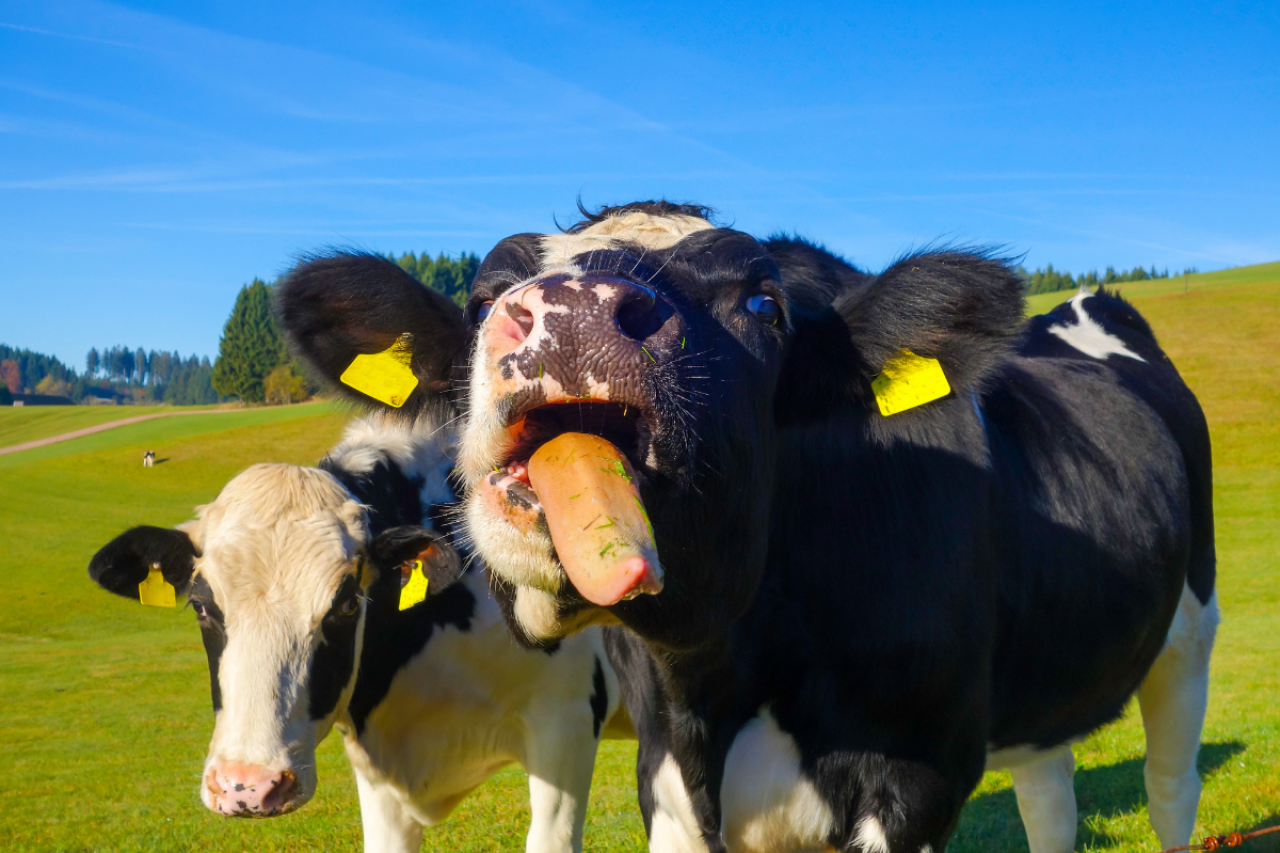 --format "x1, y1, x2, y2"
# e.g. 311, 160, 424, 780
203, 763, 298, 817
